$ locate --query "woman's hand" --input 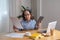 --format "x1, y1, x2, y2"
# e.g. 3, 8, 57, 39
36, 23, 42, 29
13, 25, 19, 32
